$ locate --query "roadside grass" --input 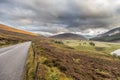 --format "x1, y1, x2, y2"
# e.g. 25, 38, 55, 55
24, 44, 36, 80
34, 42, 73, 80
24, 42, 73, 80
